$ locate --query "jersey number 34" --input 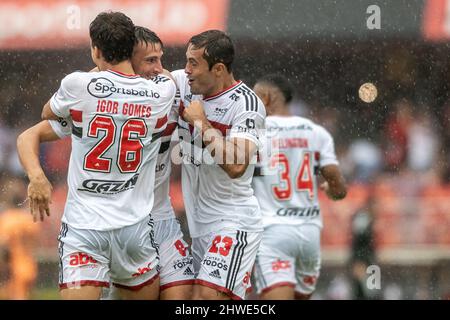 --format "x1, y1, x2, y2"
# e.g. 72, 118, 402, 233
270, 152, 314, 200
